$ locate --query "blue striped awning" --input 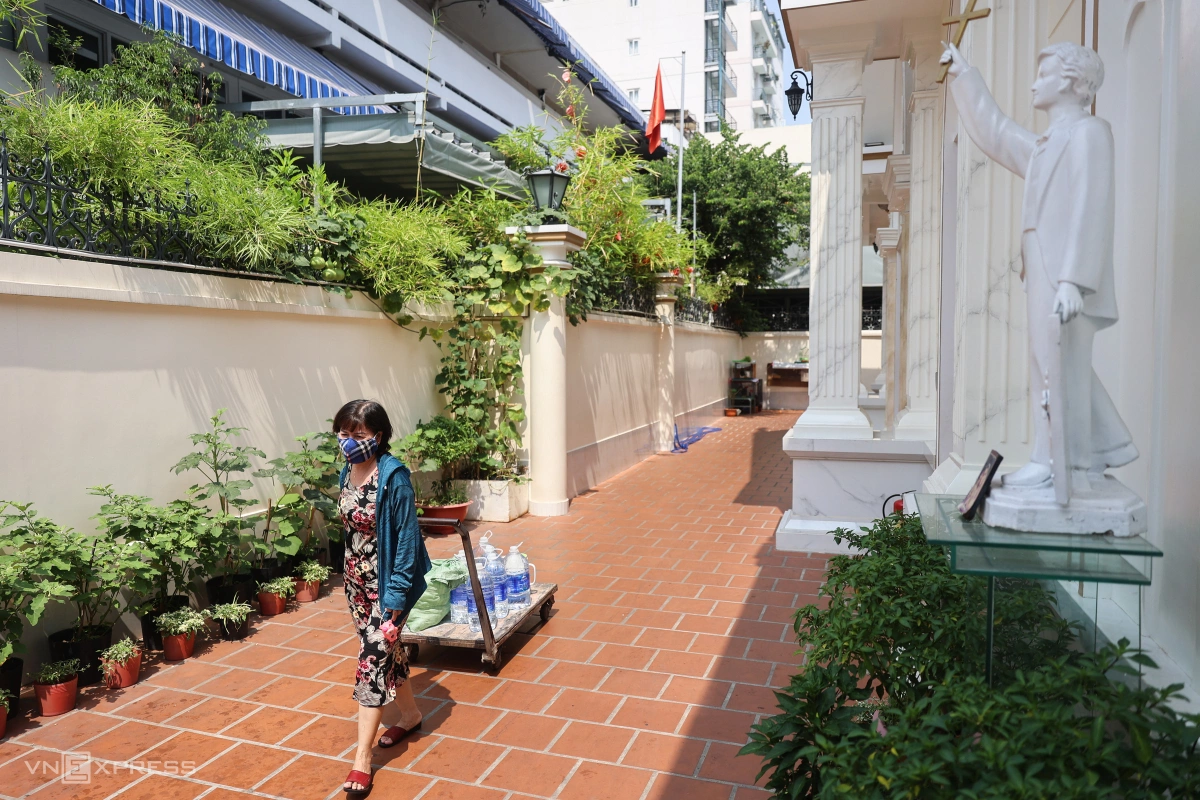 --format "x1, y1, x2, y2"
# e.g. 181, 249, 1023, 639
85, 0, 384, 114
493, 0, 646, 131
